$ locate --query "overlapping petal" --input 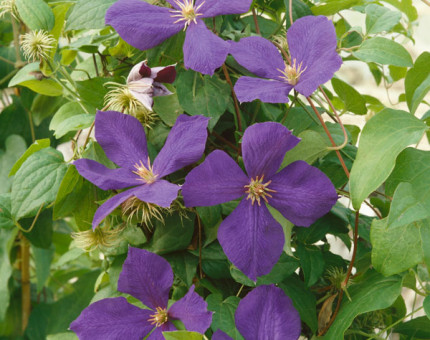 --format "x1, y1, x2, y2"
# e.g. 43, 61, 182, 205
168, 285, 213, 333
92, 188, 138, 229
242, 122, 300, 180
212, 330, 233, 340
146, 322, 176, 340
118, 247, 173, 310
197, 0, 252, 18
234, 77, 293, 104
269, 160, 338, 227
95, 111, 149, 171
218, 199, 284, 281
183, 20, 230, 75
182, 150, 249, 207
69, 297, 153, 340
105, 0, 183, 50
235, 285, 301, 340
288, 15, 342, 97
152, 65, 176, 83
133, 180, 180, 208
74, 159, 139, 190
229, 37, 285, 79
153, 114, 209, 178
